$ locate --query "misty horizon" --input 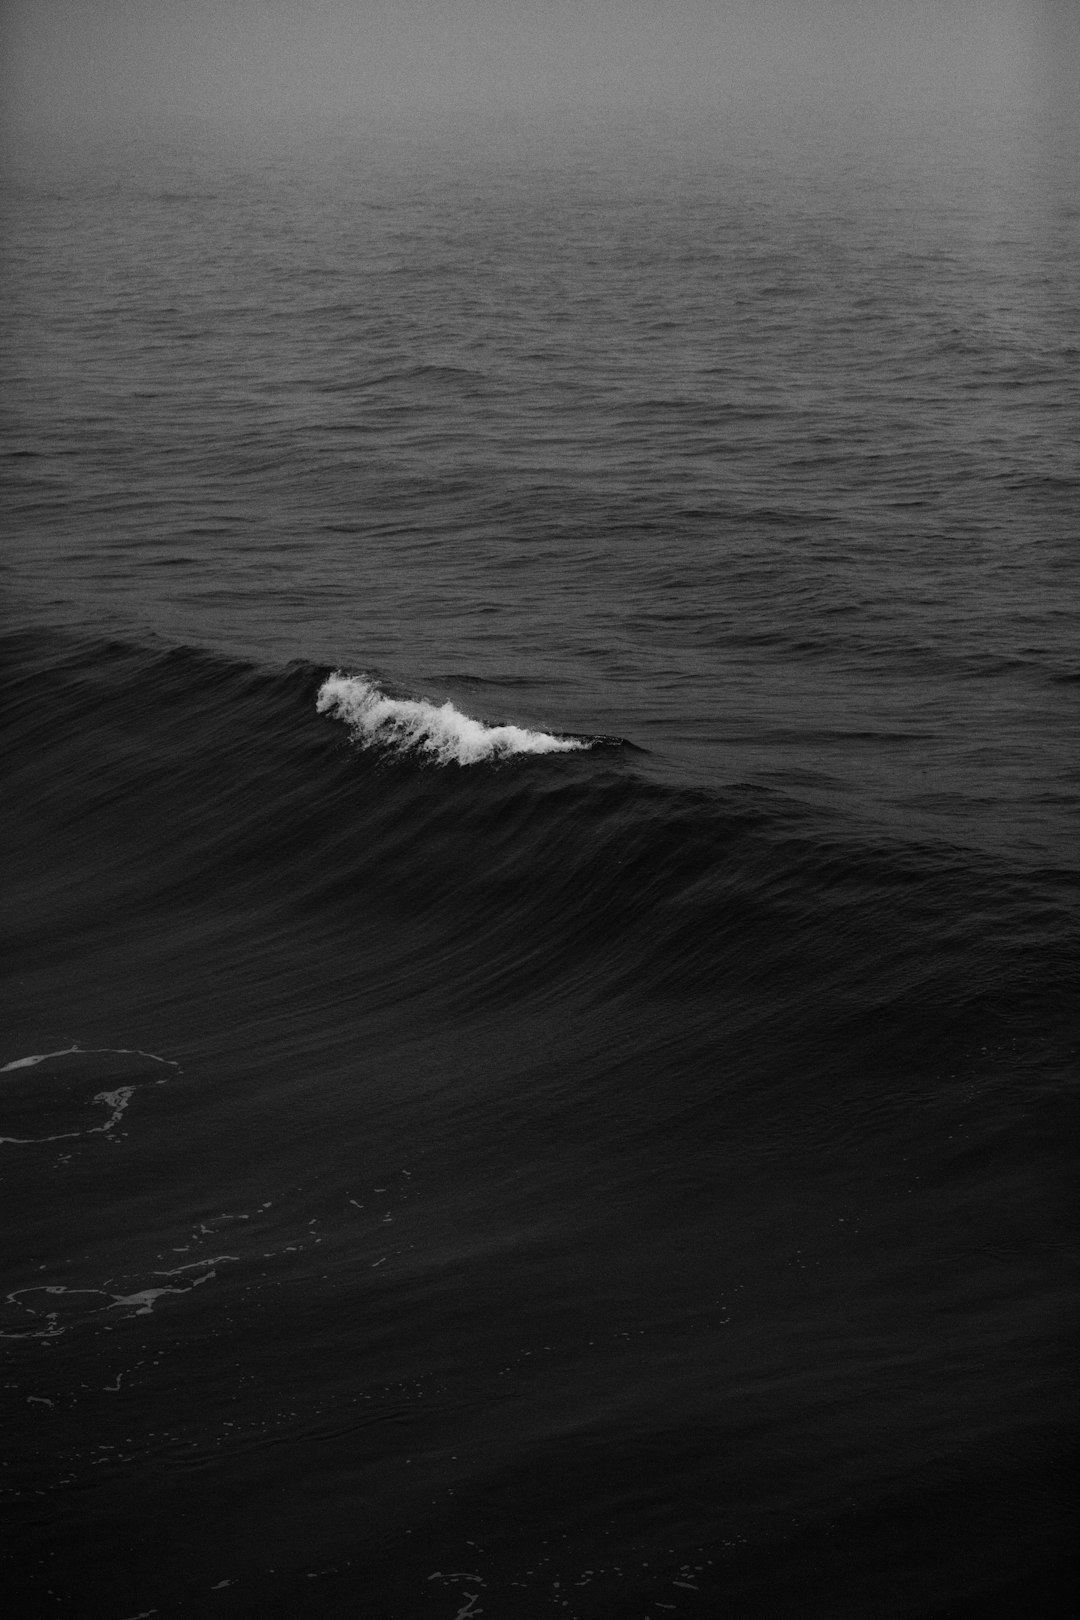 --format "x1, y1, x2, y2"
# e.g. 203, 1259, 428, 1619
4, 0, 1078, 152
